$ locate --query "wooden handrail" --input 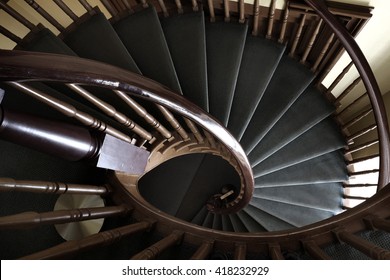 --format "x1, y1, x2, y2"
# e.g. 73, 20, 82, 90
0, 49, 254, 214
304, 0, 390, 190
